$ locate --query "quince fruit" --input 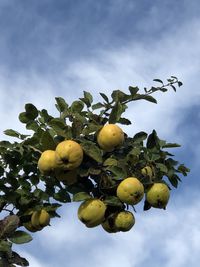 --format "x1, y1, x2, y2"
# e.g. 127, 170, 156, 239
38, 150, 57, 175
55, 140, 83, 170
97, 124, 124, 152
117, 177, 144, 205
78, 199, 106, 228
146, 183, 170, 209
